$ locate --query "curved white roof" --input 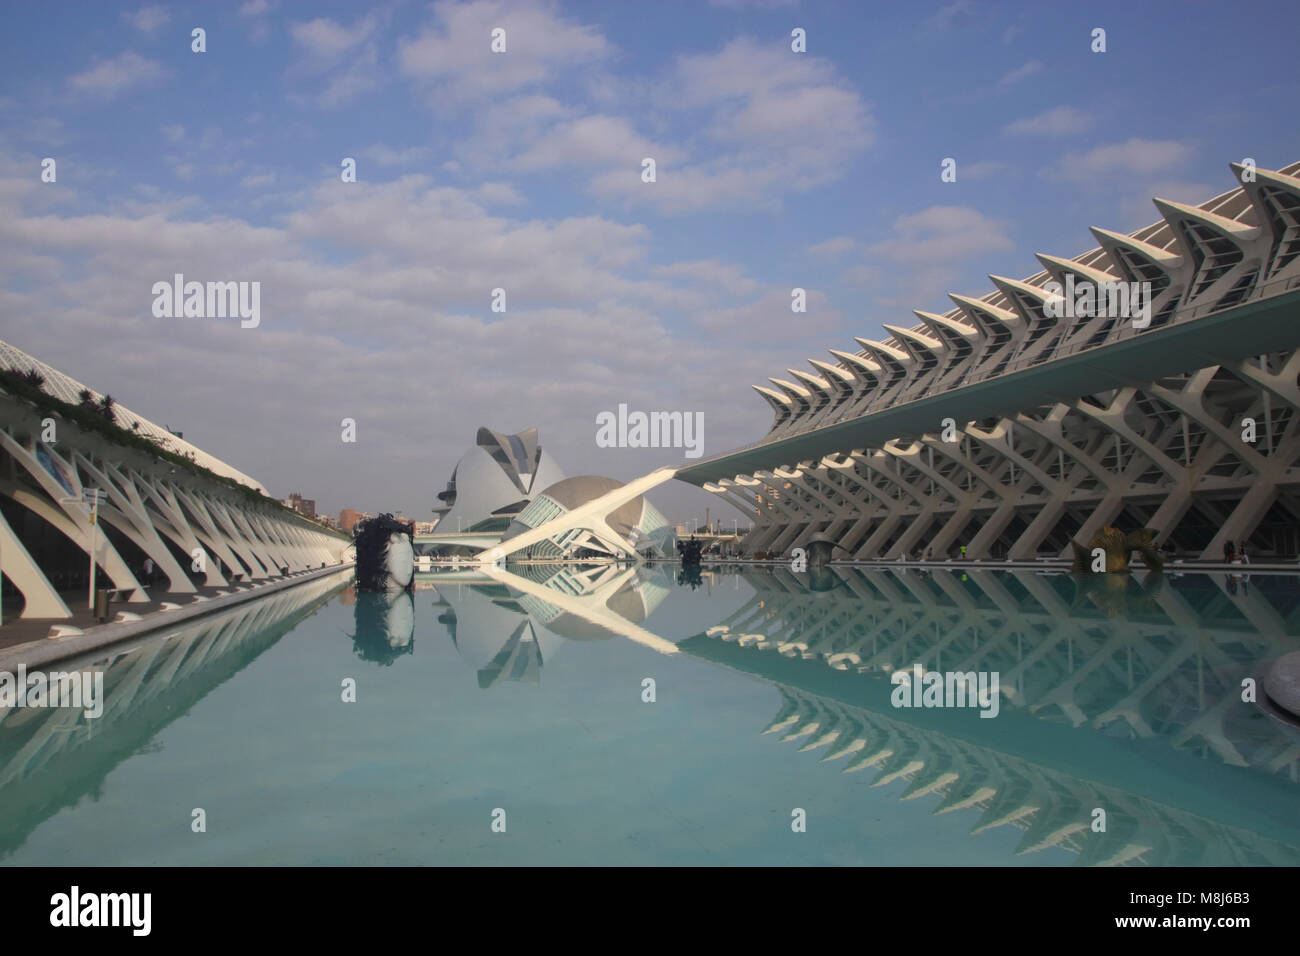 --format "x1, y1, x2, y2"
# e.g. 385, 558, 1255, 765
0, 338, 268, 493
